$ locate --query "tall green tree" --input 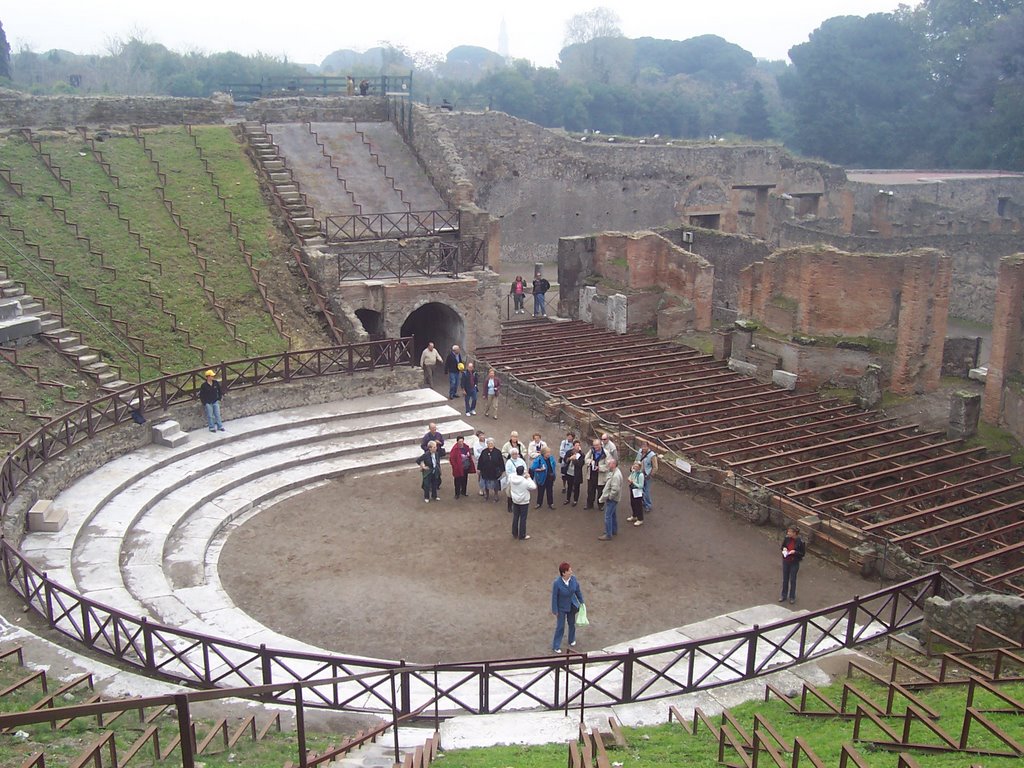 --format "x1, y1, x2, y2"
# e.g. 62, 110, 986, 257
738, 81, 772, 140
0, 20, 11, 79
782, 13, 932, 165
